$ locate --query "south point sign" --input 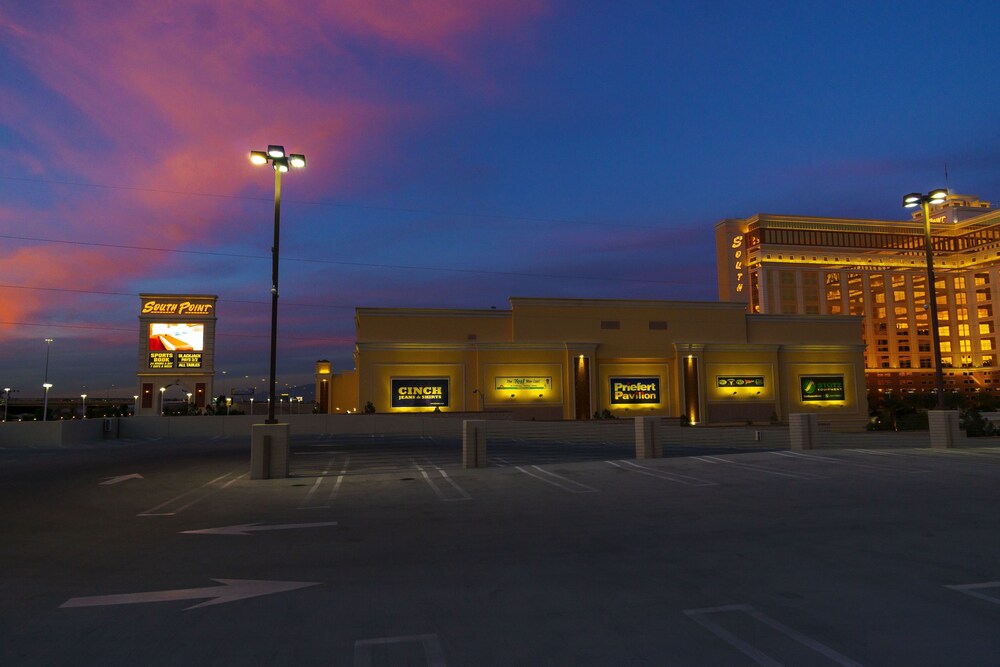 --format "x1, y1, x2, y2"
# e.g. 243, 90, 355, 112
141, 299, 214, 317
